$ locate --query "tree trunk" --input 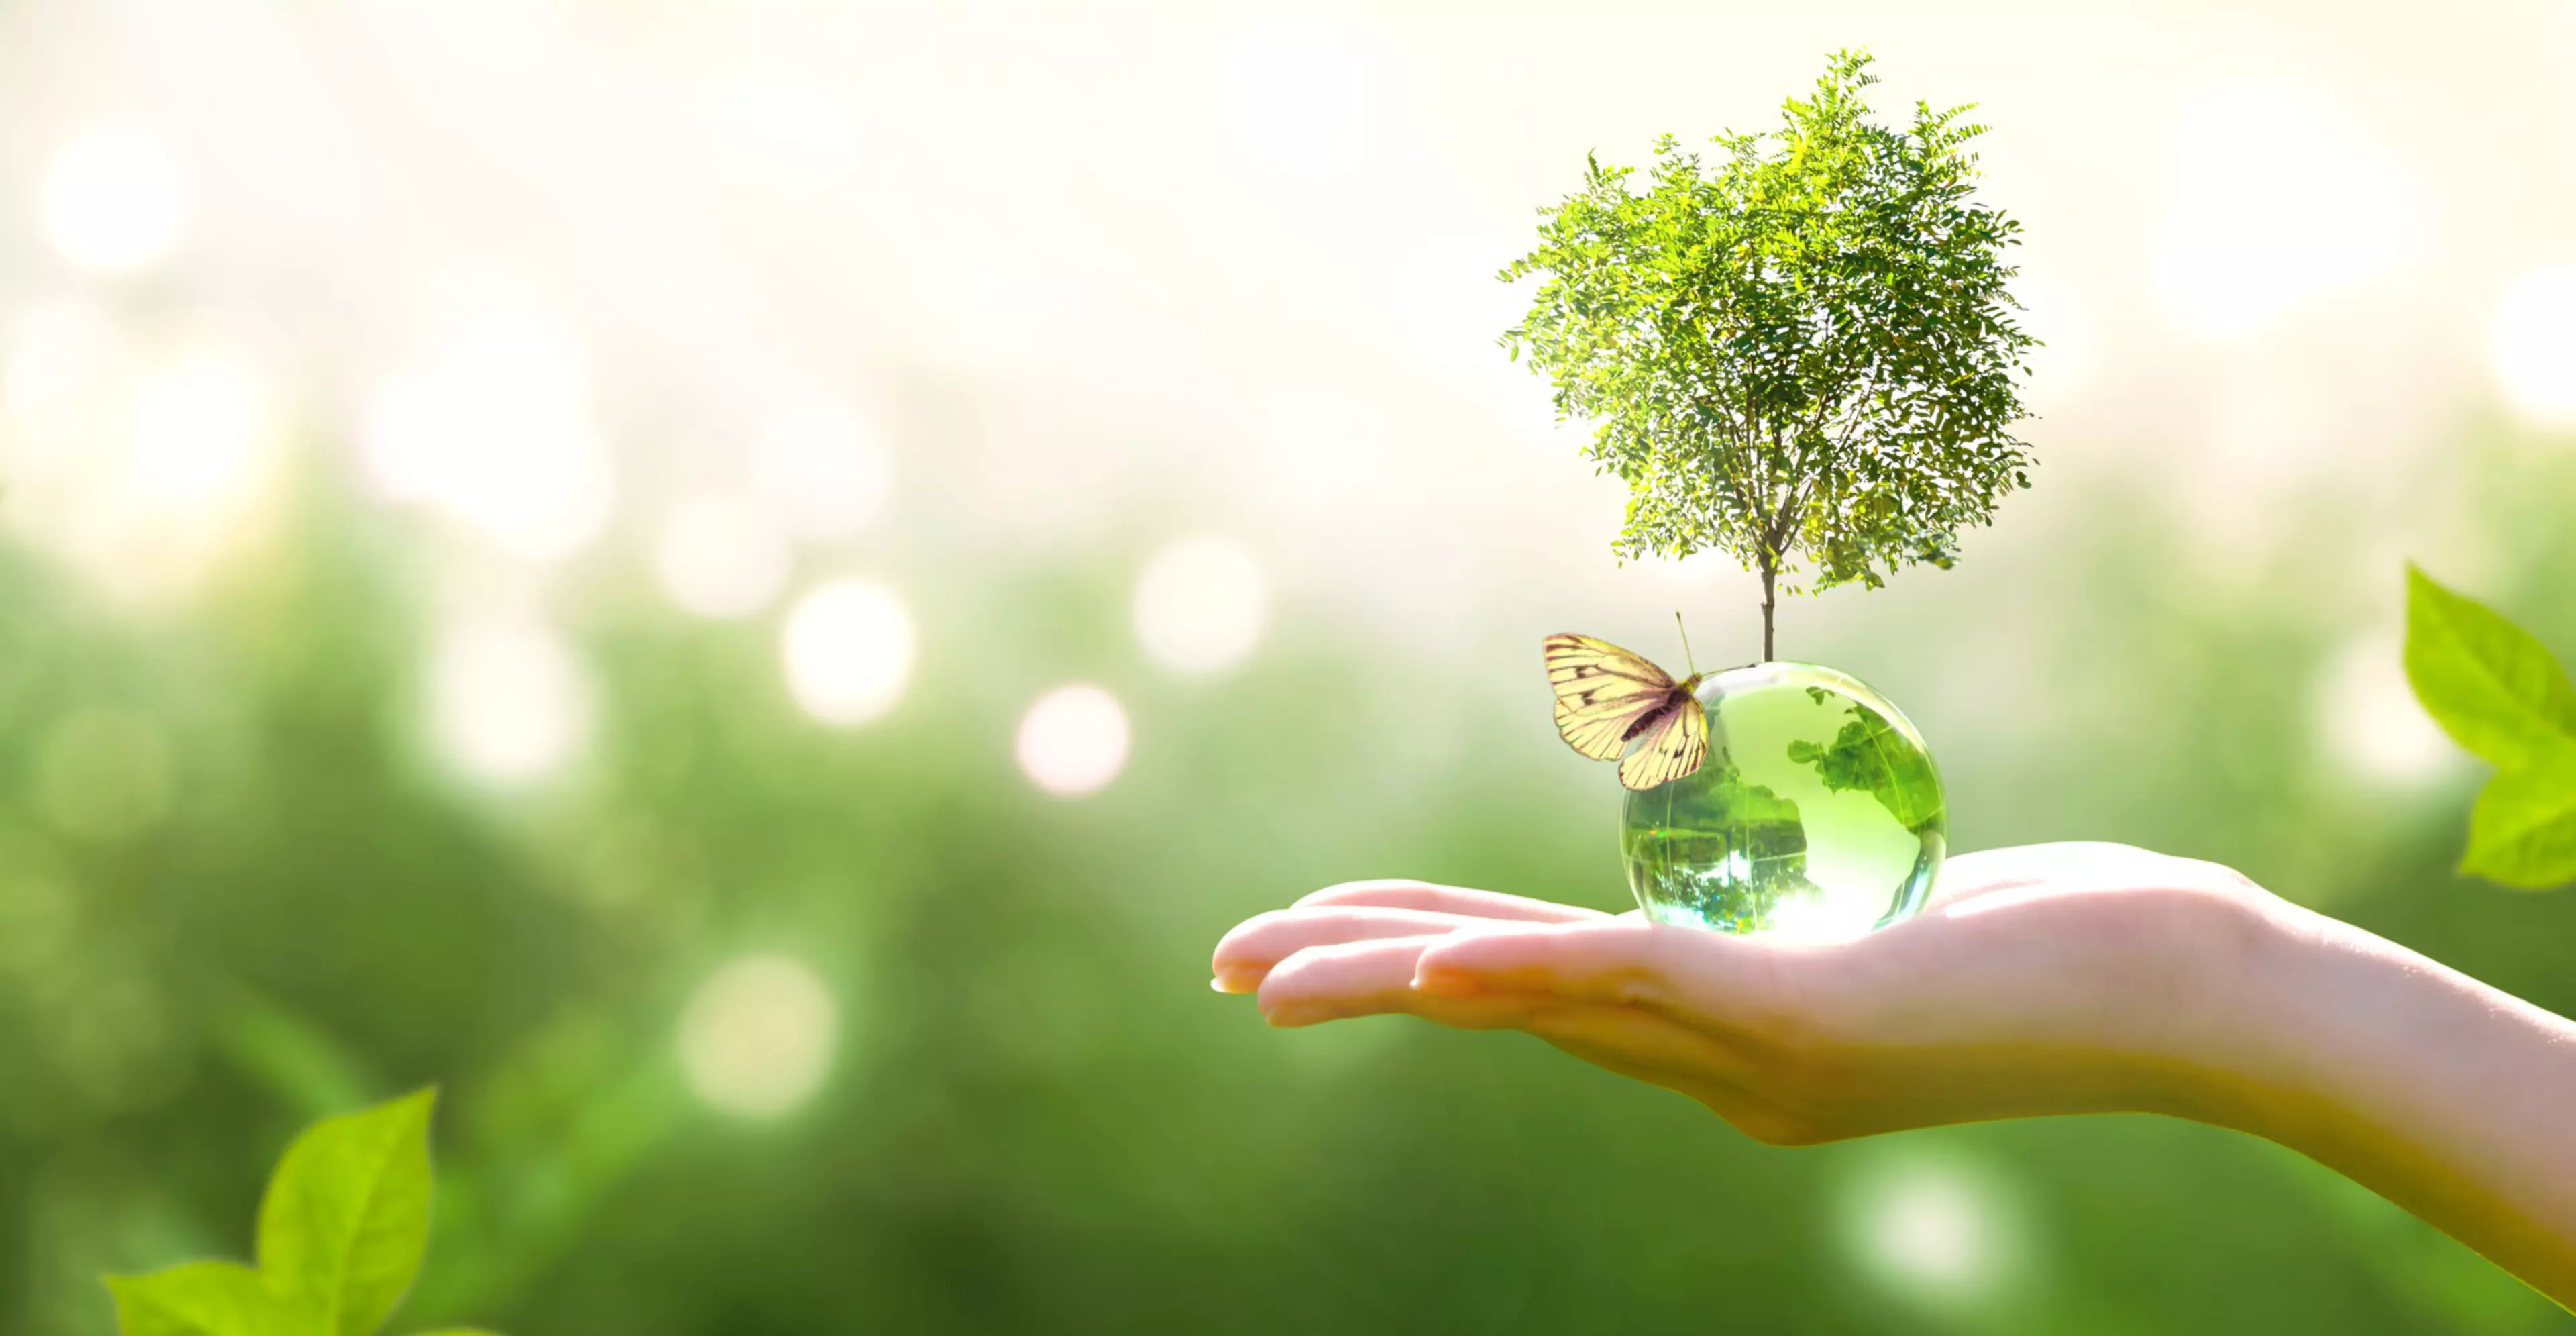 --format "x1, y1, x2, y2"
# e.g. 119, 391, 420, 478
1759, 559, 1777, 663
